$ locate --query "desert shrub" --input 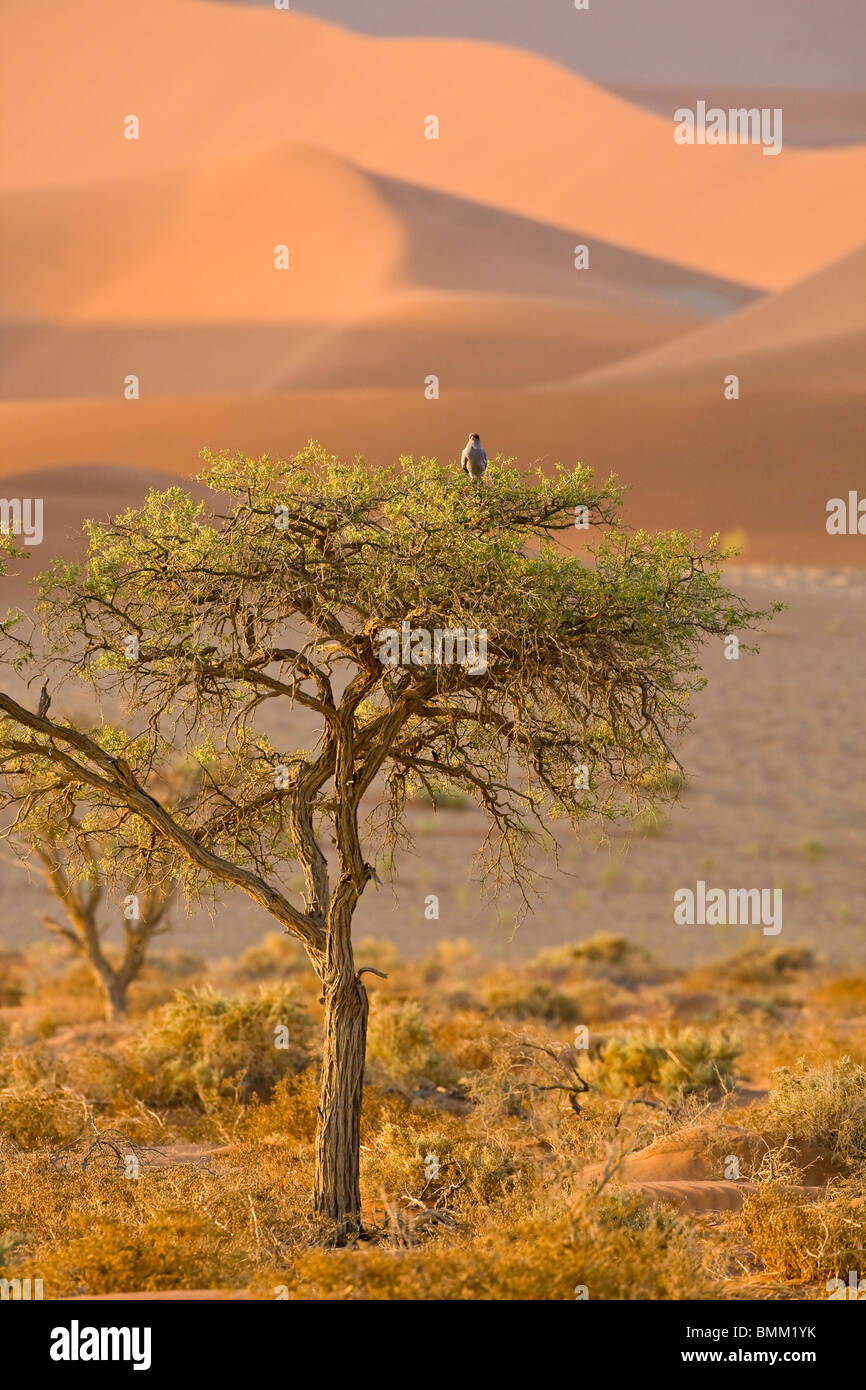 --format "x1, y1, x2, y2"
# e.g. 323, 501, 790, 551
797, 835, 824, 860
365, 1000, 458, 1092
738, 1182, 866, 1282
353, 937, 400, 974
708, 943, 815, 986
0, 954, 25, 1007
131, 985, 313, 1107
416, 786, 471, 810
763, 1057, 866, 1166
483, 976, 582, 1024
432, 1011, 508, 1072
530, 934, 659, 990
596, 1028, 739, 1098
238, 1069, 321, 1145
419, 938, 479, 985
255, 1193, 707, 1300
0, 1087, 84, 1150
361, 1118, 517, 1214
812, 975, 866, 1016
5, 1212, 248, 1296
143, 950, 207, 981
